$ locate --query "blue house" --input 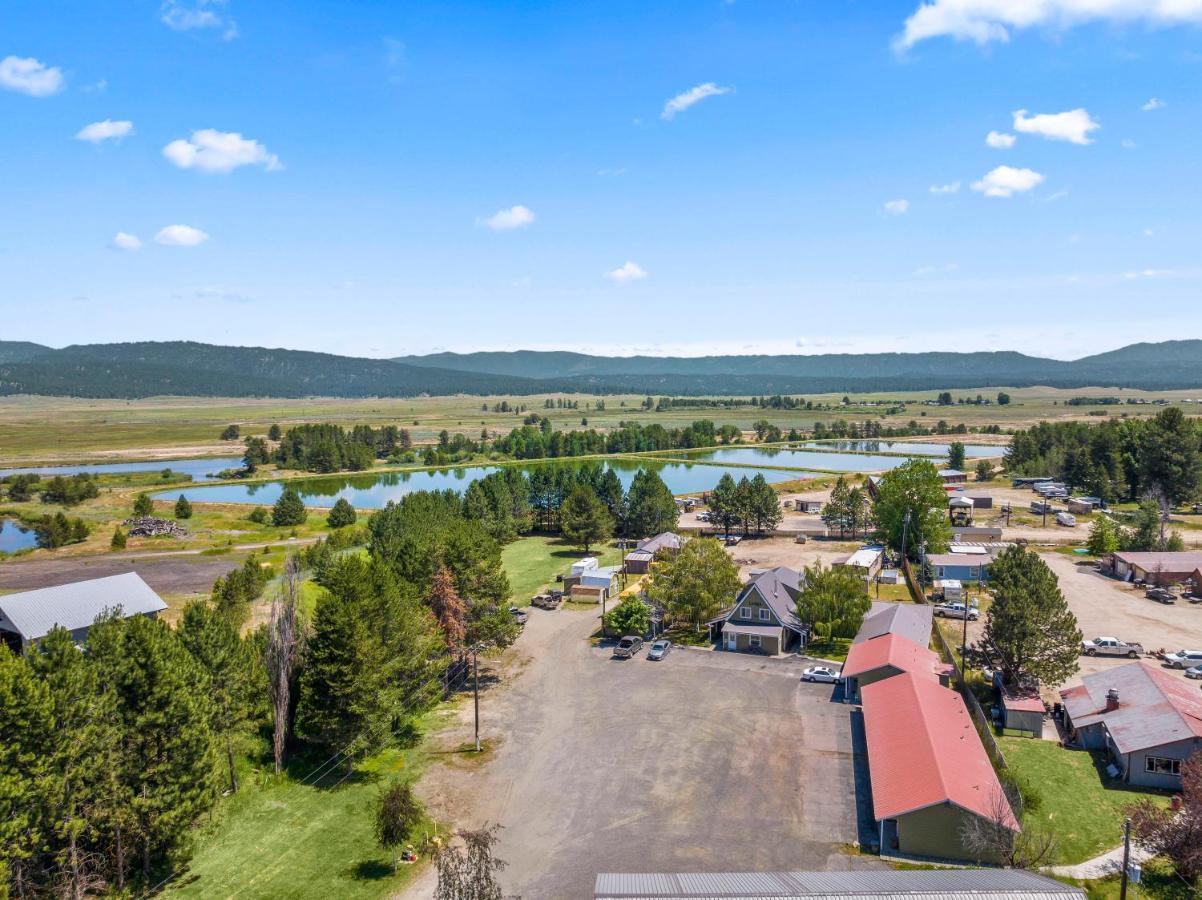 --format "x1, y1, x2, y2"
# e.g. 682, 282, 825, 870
927, 551, 991, 583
